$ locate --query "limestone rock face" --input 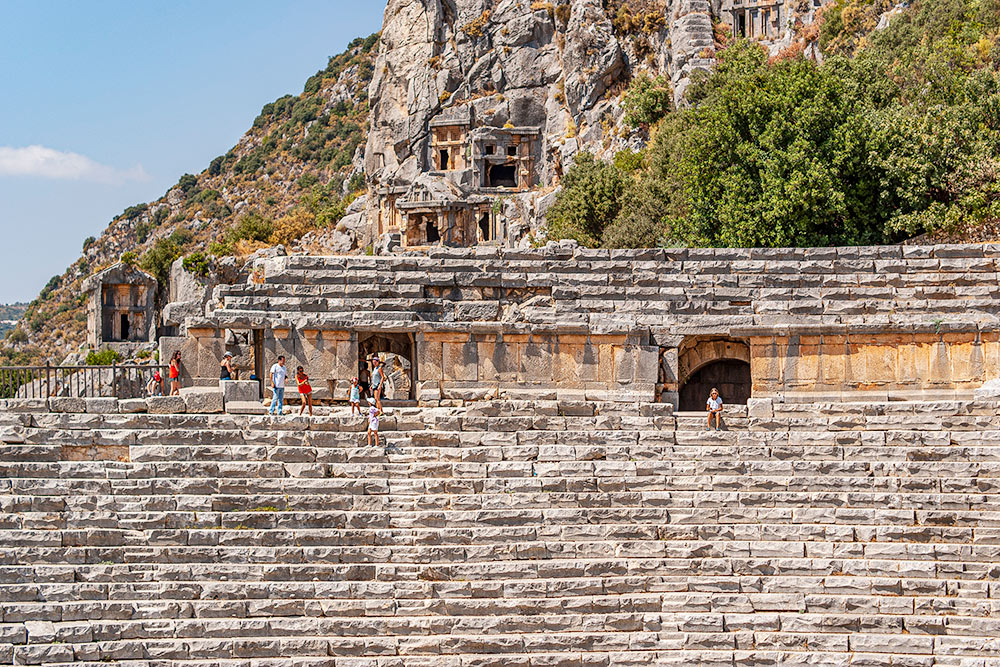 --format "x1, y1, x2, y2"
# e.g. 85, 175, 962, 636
366, 0, 616, 189
363, 0, 828, 245
364, 0, 632, 245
